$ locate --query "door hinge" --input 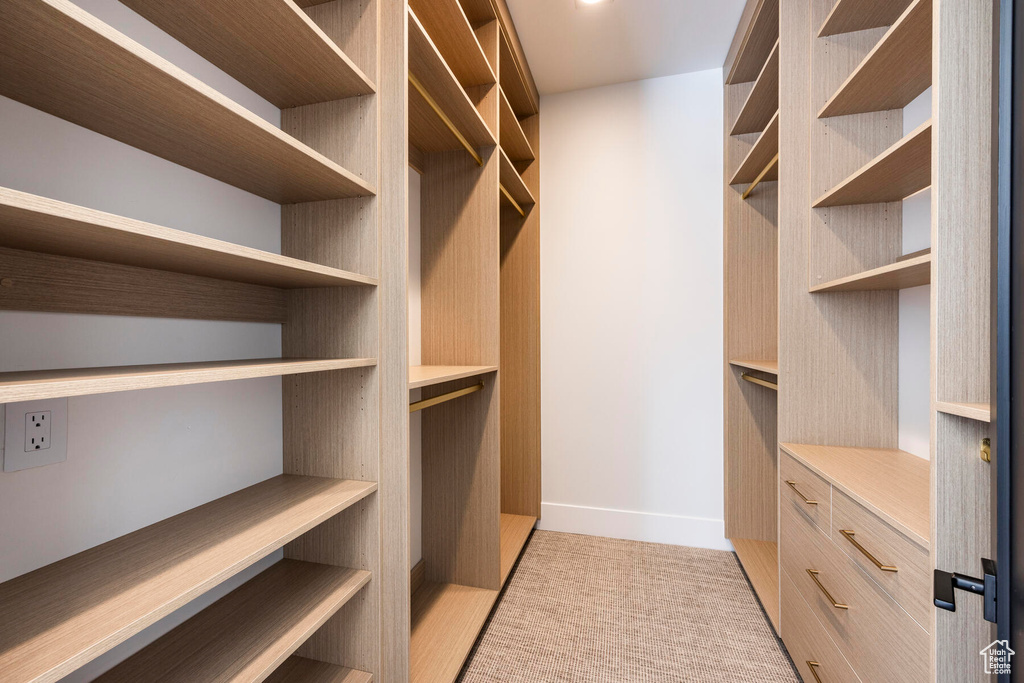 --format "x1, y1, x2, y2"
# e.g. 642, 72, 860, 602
934, 558, 997, 623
